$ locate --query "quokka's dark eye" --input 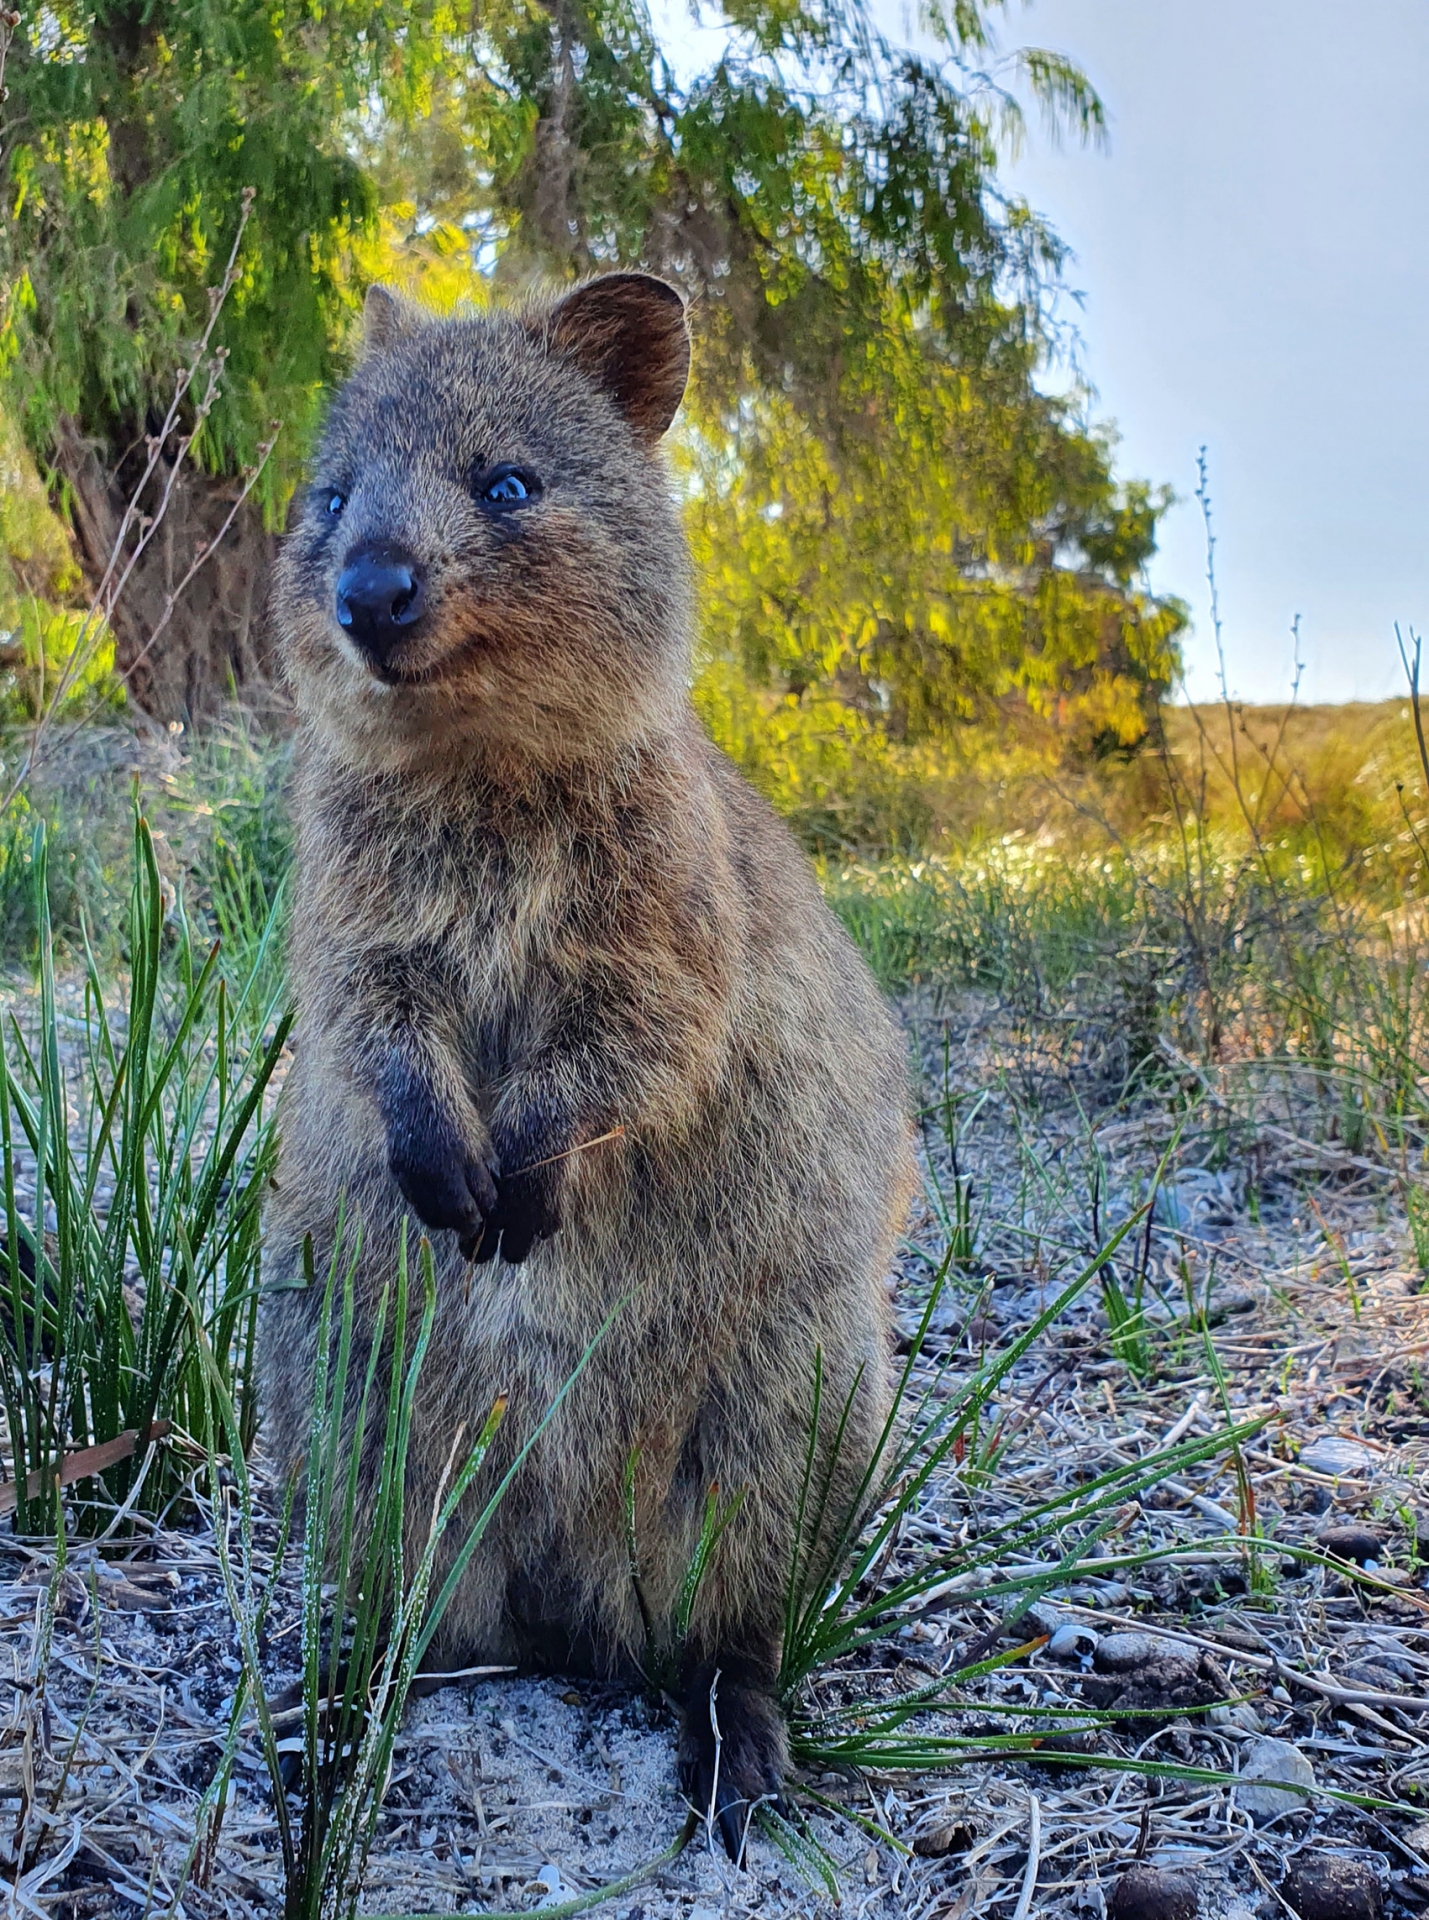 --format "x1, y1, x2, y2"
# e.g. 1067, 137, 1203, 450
325, 490, 346, 517
477, 464, 541, 509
